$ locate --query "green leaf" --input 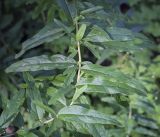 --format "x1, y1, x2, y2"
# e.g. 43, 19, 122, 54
76, 76, 146, 96
5, 54, 76, 73
33, 101, 56, 116
66, 122, 89, 134
84, 26, 142, 53
106, 27, 134, 41
102, 40, 143, 53
84, 41, 101, 59
58, 105, 121, 126
63, 67, 77, 86
87, 124, 107, 137
47, 86, 73, 106
0, 90, 25, 128
136, 116, 159, 129
56, 0, 73, 23
85, 25, 111, 42
130, 95, 155, 113
81, 64, 147, 96
45, 119, 63, 137
71, 64, 146, 104
134, 127, 158, 137
71, 85, 88, 104
80, 6, 103, 15
54, 18, 73, 34
107, 129, 125, 137
67, 122, 107, 137
23, 73, 45, 120
15, 23, 65, 58
76, 24, 87, 41
17, 130, 39, 137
